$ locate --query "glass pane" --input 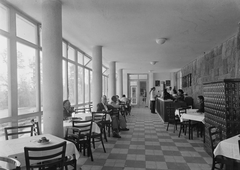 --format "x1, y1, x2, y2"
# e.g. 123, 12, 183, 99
84, 55, 90, 65
16, 14, 37, 44
62, 42, 66, 58
0, 4, 8, 32
129, 75, 138, 79
77, 52, 83, 65
102, 67, 107, 73
68, 62, 75, 105
102, 76, 105, 95
62, 60, 67, 100
0, 35, 8, 118
40, 51, 43, 111
86, 61, 92, 69
78, 66, 84, 104
84, 69, 89, 103
139, 75, 147, 79
130, 81, 137, 86
39, 27, 42, 47
68, 46, 75, 61
104, 77, 108, 96
90, 71, 92, 102
17, 42, 37, 114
